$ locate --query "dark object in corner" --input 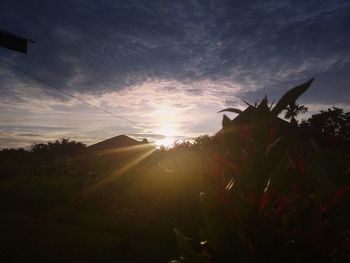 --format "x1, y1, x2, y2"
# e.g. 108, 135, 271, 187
0, 29, 34, 53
